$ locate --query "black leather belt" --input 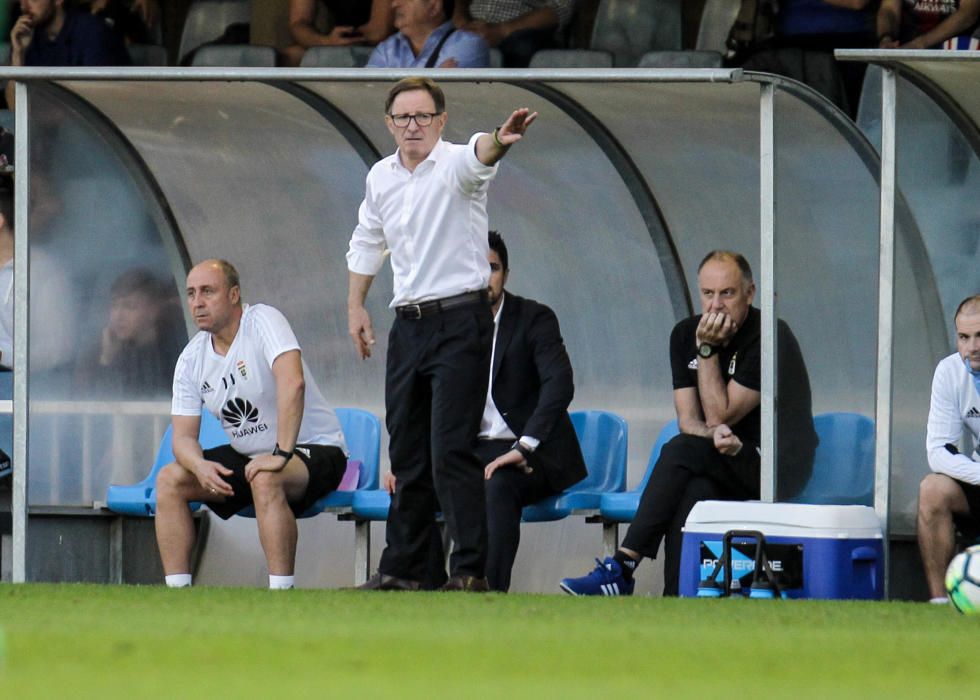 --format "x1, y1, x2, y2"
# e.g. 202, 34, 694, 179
395, 290, 487, 320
